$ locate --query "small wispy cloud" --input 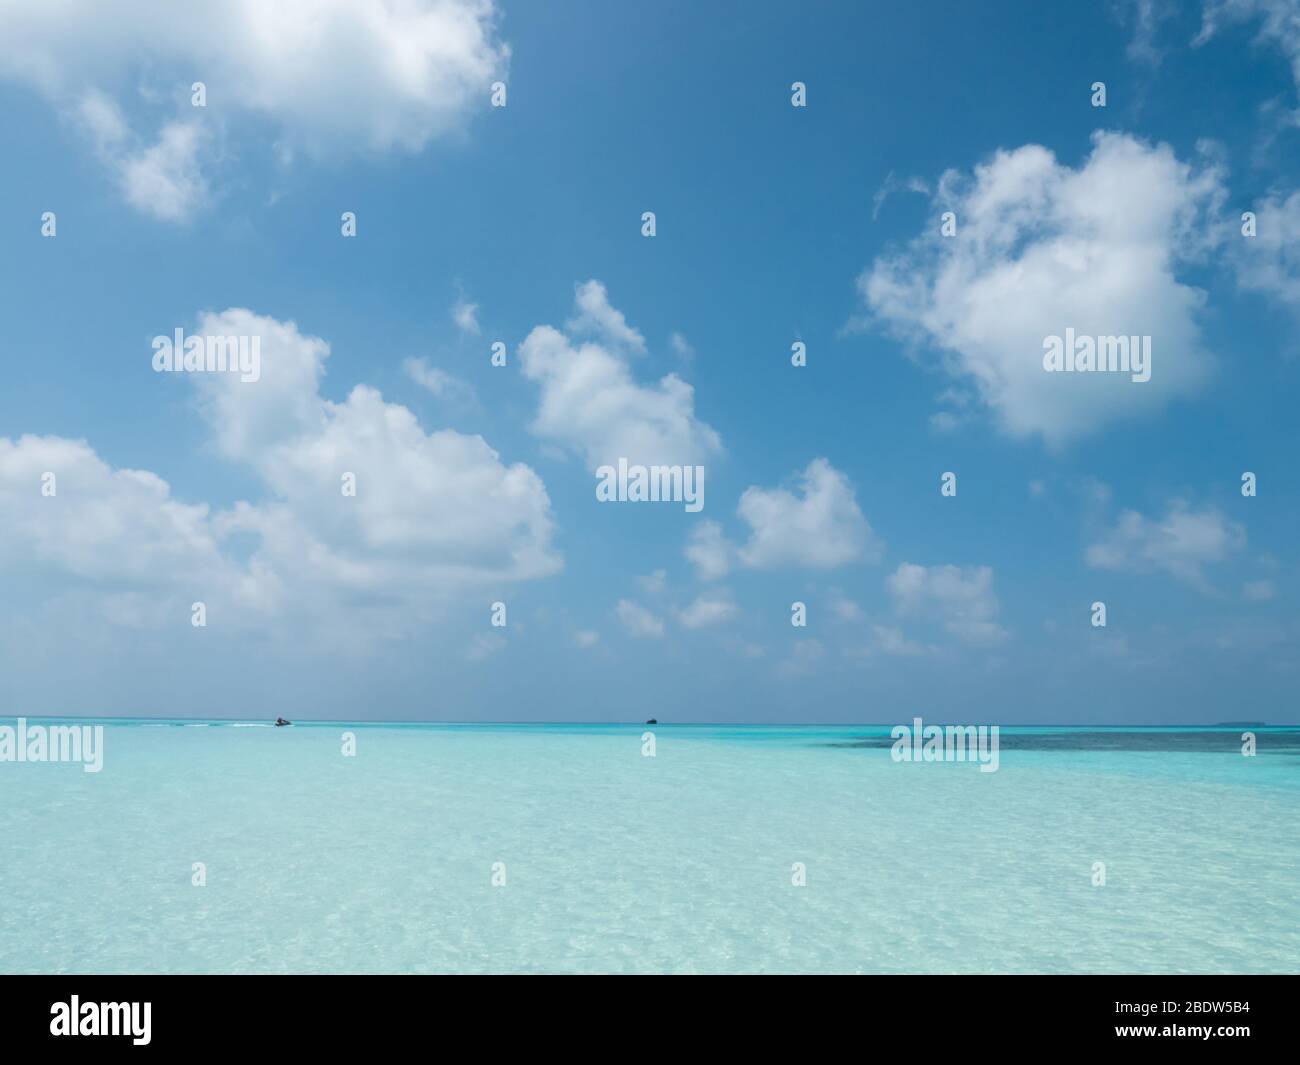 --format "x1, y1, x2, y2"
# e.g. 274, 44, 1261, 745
616, 598, 665, 638
403, 356, 478, 407
452, 295, 480, 336
871, 170, 930, 220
